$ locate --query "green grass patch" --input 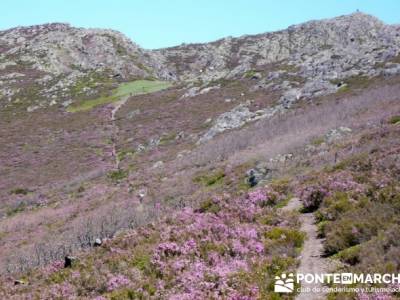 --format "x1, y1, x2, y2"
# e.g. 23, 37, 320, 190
244, 70, 261, 78
193, 169, 225, 187
389, 115, 400, 125
107, 288, 141, 300
311, 136, 325, 146
9, 187, 30, 195
6, 202, 27, 217
117, 149, 135, 162
159, 132, 177, 145
197, 198, 221, 214
265, 227, 306, 249
130, 252, 152, 275
335, 245, 361, 265
67, 80, 172, 112
331, 75, 370, 95
275, 195, 291, 209
107, 169, 128, 183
